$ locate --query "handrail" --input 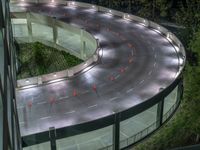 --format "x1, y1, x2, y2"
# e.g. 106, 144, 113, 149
11, 11, 99, 88
101, 102, 180, 150
10, 1, 185, 149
